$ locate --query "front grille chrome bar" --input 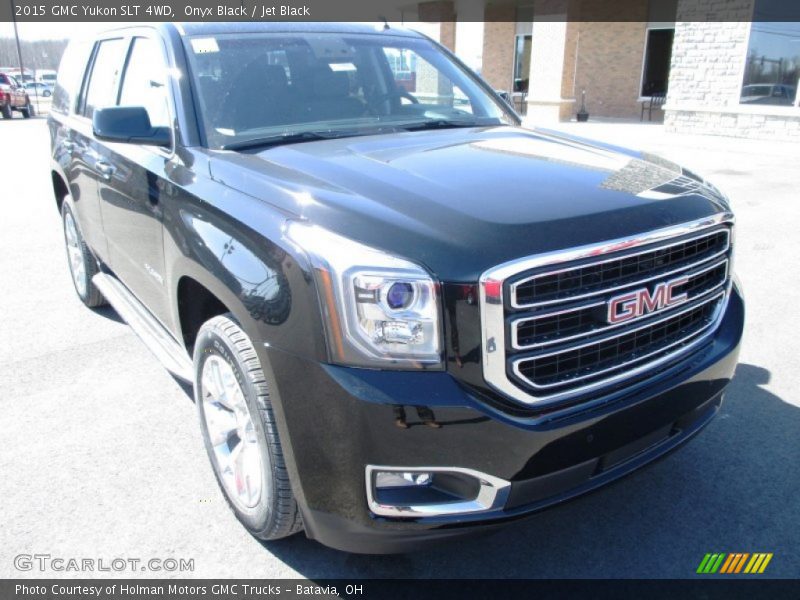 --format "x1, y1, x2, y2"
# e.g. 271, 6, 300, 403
509, 228, 730, 309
